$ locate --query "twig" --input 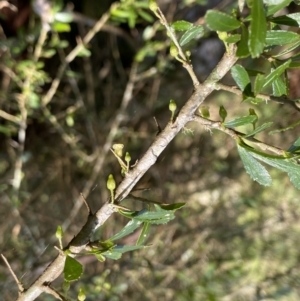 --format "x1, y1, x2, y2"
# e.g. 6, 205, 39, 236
193, 115, 286, 156
1, 254, 24, 293
0, 109, 20, 124
42, 2, 119, 107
